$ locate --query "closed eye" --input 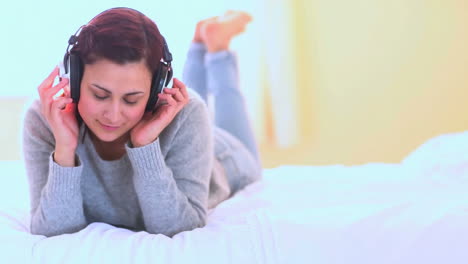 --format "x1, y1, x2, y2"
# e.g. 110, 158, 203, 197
94, 93, 139, 105
124, 99, 137, 105
94, 94, 108, 100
